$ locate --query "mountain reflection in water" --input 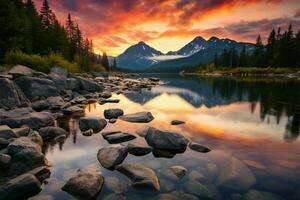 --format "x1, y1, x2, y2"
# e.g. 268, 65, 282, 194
40, 74, 300, 200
